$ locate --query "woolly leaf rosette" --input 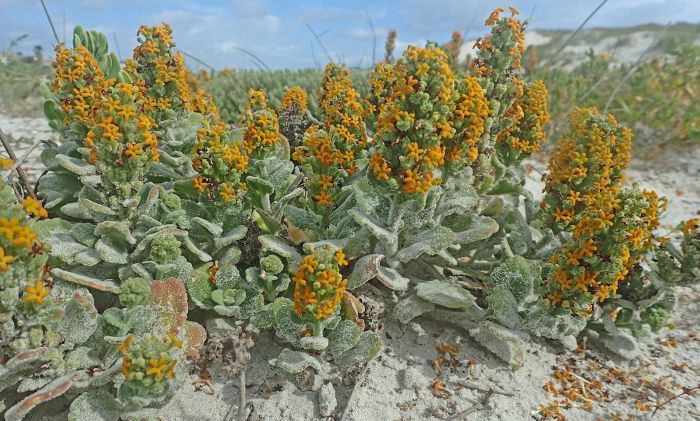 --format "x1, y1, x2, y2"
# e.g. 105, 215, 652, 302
118, 332, 182, 402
